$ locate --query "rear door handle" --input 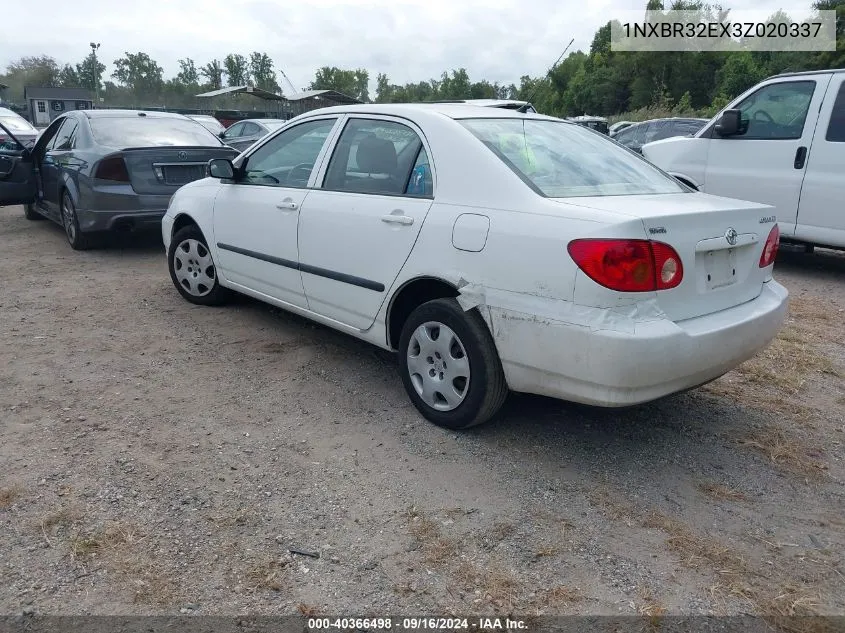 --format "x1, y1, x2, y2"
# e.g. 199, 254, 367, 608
381, 214, 414, 226
276, 201, 298, 211
794, 146, 808, 169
